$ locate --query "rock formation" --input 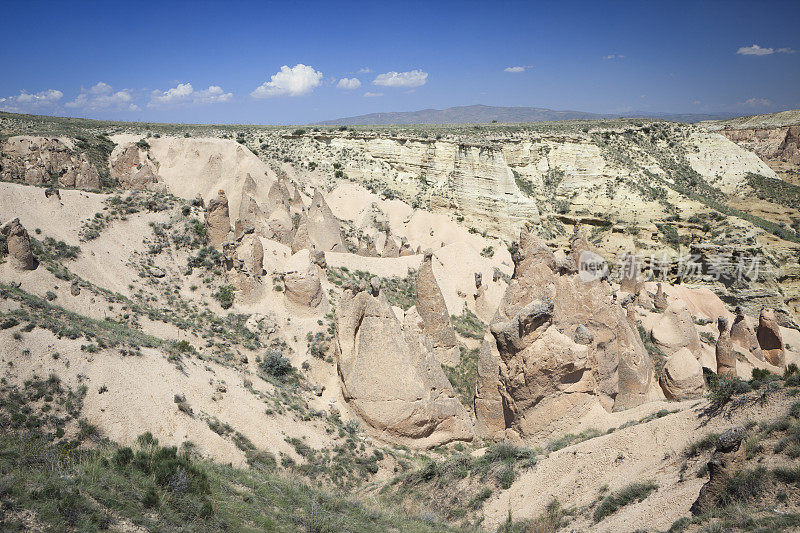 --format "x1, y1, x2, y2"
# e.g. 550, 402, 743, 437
651, 302, 703, 359
382, 230, 400, 258
715, 316, 736, 376
757, 308, 785, 368
306, 190, 345, 252
1, 218, 37, 270
691, 427, 746, 515
659, 347, 706, 400
110, 144, 159, 189
730, 306, 763, 361
284, 261, 324, 310
415, 251, 458, 354
619, 252, 642, 295
0, 136, 101, 190
475, 225, 658, 439
333, 285, 472, 447
242, 235, 263, 277
205, 190, 231, 249
654, 282, 669, 311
